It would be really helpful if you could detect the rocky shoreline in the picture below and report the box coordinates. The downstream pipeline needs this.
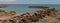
[0,5,8,8]
[0,6,60,23]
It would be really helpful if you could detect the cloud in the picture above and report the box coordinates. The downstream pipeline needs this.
[0,0,16,2]
[0,0,60,4]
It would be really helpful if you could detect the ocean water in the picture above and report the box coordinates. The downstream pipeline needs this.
[0,4,60,14]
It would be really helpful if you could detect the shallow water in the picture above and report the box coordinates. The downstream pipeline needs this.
[0,4,40,14]
[0,4,60,14]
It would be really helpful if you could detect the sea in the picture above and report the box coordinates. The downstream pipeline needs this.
[0,4,60,14]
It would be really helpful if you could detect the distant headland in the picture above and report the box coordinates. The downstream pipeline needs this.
[0,5,8,8]
[29,6,50,8]
[0,6,60,23]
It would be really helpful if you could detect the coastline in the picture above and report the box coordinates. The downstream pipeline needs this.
[0,6,60,23]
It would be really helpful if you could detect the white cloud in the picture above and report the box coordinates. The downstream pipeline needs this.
[0,0,16,2]
[0,0,60,4]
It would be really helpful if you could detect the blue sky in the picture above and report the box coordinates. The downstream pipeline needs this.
[0,0,60,4]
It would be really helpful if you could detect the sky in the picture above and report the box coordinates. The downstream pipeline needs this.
[0,0,60,4]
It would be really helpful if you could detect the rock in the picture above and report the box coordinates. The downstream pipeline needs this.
[12,16,32,23]
[24,12,39,22]
[29,6,49,9]
[0,10,5,12]
[3,19,14,23]
[56,21,60,23]
[9,11,16,15]
[0,6,60,23]
[0,10,16,18]
[0,20,3,23]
